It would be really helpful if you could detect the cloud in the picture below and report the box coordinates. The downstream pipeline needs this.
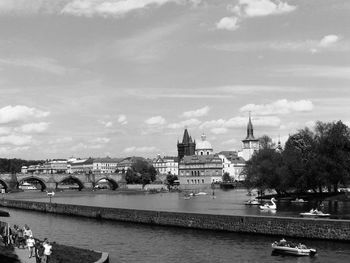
[91,137,110,144]
[0,57,68,75]
[62,0,199,17]
[233,0,297,17]
[0,146,30,156]
[100,120,113,128]
[123,146,158,153]
[210,127,229,134]
[216,16,239,31]
[49,136,73,144]
[181,106,210,118]
[276,65,350,79]
[216,0,296,31]
[15,122,50,133]
[167,118,201,129]
[0,127,11,136]
[0,134,32,146]
[145,115,166,125]
[240,99,314,115]
[319,35,340,47]
[221,138,237,145]
[0,105,49,124]
[117,114,127,125]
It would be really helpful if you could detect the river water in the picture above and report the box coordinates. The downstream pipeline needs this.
[2,189,350,263]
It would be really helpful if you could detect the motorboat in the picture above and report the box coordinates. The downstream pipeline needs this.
[196,192,207,196]
[259,198,277,210]
[245,199,260,205]
[272,239,317,257]
[291,198,308,203]
[0,209,10,217]
[300,209,330,218]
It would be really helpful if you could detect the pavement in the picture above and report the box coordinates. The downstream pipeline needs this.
[14,247,36,263]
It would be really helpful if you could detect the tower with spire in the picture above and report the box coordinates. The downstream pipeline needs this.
[238,112,260,161]
[177,128,196,161]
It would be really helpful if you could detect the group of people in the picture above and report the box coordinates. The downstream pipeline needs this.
[1,224,52,263]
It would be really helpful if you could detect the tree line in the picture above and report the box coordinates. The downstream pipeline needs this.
[0,159,43,174]
[244,120,350,195]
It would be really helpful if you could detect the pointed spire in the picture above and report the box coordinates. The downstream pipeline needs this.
[246,111,255,140]
[182,128,191,143]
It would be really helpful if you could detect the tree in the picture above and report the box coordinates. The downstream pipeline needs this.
[244,136,285,195]
[166,173,178,188]
[222,172,231,183]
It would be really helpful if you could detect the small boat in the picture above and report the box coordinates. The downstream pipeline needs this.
[259,198,277,210]
[291,198,308,203]
[0,209,10,217]
[272,239,317,257]
[245,199,260,205]
[300,209,330,218]
[196,192,207,196]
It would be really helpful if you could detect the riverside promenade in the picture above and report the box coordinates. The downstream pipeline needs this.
[14,247,35,263]
[1,198,350,241]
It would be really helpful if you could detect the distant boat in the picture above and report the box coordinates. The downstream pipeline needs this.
[291,198,308,203]
[19,182,37,190]
[245,199,261,205]
[300,209,330,218]
[272,239,317,257]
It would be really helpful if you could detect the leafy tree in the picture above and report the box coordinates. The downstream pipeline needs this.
[166,173,178,188]
[222,172,231,183]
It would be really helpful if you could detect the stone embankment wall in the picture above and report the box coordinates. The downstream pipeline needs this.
[1,199,349,241]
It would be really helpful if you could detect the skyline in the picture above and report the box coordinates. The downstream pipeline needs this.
[0,0,349,159]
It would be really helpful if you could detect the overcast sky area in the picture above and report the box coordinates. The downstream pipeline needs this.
[0,0,349,159]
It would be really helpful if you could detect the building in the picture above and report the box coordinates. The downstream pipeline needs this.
[238,114,260,161]
[24,159,68,174]
[178,154,223,189]
[153,155,178,175]
[218,151,246,181]
[177,128,196,160]
[195,133,213,156]
[92,157,121,174]
[69,158,94,174]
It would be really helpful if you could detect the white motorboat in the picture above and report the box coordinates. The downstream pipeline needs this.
[245,199,260,205]
[259,198,277,210]
[291,198,308,203]
[272,240,317,257]
[300,209,330,218]
[196,192,207,196]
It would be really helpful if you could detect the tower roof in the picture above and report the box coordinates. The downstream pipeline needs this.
[245,112,255,140]
[196,133,213,150]
[182,128,193,144]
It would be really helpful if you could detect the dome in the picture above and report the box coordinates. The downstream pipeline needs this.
[196,134,213,151]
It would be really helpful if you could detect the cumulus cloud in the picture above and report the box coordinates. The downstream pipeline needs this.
[62,0,199,17]
[145,115,166,125]
[0,134,32,146]
[216,16,239,31]
[0,146,30,155]
[216,0,296,31]
[117,114,127,125]
[210,127,229,134]
[49,136,73,144]
[233,0,297,17]
[240,99,314,115]
[91,137,110,144]
[0,127,11,136]
[123,146,158,153]
[181,106,210,118]
[15,122,50,133]
[221,138,237,145]
[0,105,49,124]
[319,34,340,47]
[167,118,201,129]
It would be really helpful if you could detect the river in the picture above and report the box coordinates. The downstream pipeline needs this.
[2,189,350,263]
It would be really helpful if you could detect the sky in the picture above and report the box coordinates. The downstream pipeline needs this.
[0,0,349,159]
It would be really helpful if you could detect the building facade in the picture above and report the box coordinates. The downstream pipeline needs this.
[153,155,178,175]
[92,157,121,174]
[218,151,246,181]
[195,133,213,156]
[178,154,223,189]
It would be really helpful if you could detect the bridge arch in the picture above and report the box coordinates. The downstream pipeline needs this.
[58,176,84,191]
[18,176,47,191]
[95,178,119,190]
[0,179,8,192]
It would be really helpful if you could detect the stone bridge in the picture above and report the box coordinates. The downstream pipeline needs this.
[0,173,126,192]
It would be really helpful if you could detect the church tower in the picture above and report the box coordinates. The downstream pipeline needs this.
[239,113,259,161]
[177,128,196,160]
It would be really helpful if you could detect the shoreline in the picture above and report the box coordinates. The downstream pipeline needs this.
[1,198,349,242]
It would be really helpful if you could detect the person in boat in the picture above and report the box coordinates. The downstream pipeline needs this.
[278,238,287,246]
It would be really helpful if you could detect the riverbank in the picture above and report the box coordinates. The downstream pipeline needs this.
[1,199,349,241]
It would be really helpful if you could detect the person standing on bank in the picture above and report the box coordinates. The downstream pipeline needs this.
[42,238,52,263]
[23,224,33,246]
[27,235,35,258]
